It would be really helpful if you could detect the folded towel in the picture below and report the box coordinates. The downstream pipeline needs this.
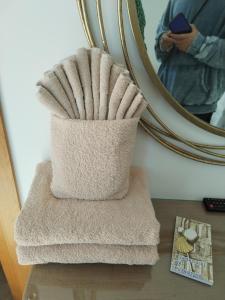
[50,116,139,200]
[116,83,139,120]
[99,53,113,120]
[91,48,102,120]
[17,243,158,265]
[108,73,132,120]
[63,58,86,120]
[53,64,80,118]
[15,161,160,247]
[125,93,147,119]
[133,100,148,118]
[109,64,128,98]
[37,71,75,119]
[76,48,94,120]
[37,86,69,119]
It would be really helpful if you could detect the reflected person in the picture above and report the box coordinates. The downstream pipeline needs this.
[155,0,225,123]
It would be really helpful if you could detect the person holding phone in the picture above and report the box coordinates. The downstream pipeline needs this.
[155,0,225,123]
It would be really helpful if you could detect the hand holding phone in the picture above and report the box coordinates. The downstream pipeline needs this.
[169,24,199,52]
[169,13,192,34]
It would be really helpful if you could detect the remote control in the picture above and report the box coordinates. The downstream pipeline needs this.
[203,198,225,212]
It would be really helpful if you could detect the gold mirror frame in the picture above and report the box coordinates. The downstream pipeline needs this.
[77,0,225,165]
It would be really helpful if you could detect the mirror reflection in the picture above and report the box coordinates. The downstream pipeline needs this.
[136,0,225,129]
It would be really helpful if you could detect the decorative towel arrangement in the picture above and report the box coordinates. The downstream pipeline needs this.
[37,47,147,200]
[15,47,160,266]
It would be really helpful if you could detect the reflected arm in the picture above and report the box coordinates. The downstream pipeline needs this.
[187,33,225,70]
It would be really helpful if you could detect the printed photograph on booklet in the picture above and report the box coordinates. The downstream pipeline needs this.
[170,216,213,286]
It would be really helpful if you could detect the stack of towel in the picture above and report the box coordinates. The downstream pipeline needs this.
[15,162,160,265]
[15,48,160,265]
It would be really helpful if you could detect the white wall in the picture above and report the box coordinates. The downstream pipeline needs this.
[0,0,225,205]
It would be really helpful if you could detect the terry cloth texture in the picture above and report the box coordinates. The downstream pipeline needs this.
[15,161,160,247]
[16,243,159,265]
[50,116,139,200]
[37,48,148,120]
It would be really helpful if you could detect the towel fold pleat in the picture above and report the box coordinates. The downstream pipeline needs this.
[53,64,80,118]
[37,71,75,118]
[76,48,94,120]
[37,86,69,119]
[109,64,128,98]
[125,93,145,119]
[116,83,139,119]
[133,100,148,118]
[99,53,113,120]
[108,73,132,120]
[63,58,86,120]
[91,48,102,120]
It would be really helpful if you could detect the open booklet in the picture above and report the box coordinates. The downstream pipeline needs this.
[170,216,213,286]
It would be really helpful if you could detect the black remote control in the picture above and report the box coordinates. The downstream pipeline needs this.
[203,198,225,212]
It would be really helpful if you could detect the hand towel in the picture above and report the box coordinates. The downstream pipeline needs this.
[125,93,147,119]
[116,83,139,119]
[109,64,128,98]
[37,71,75,119]
[63,58,86,120]
[99,53,113,120]
[76,48,94,120]
[53,64,80,118]
[108,73,132,120]
[133,100,148,118]
[91,48,102,120]
[36,86,69,119]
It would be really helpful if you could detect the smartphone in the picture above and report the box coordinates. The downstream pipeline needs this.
[169,13,192,34]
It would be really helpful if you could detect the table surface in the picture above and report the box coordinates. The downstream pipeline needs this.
[23,199,225,300]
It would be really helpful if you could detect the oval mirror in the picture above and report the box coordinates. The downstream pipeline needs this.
[135,0,225,133]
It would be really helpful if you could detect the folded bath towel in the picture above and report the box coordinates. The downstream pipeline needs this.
[15,162,160,247]
[17,243,159,265]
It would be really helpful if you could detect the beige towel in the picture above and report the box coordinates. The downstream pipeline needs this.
[91,48,102,120]
[37,86,69,119]
[15,161,160,247]
[76,48,94,120]
[50,116,138,200]
[133,100,148,118]
[53,64,80,118]
[16,243,159,265]
[108,73,132,120]
[37,71,75,119]
[109,64,128,98]
[99,53,113,120]
[116,83,139,119]
[125,93,146,119]
[63,58,86,120]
